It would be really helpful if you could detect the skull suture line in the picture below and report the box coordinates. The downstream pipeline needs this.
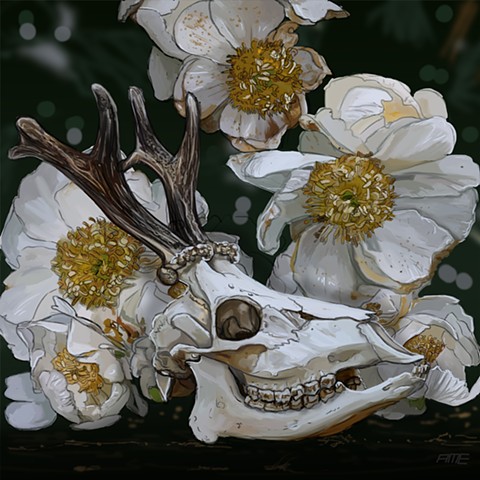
[9,84,426,444]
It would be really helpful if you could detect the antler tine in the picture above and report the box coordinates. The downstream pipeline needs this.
[8,83,189,262]
[126,88,207,245]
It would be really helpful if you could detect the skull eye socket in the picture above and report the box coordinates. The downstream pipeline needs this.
[215,299,261,341]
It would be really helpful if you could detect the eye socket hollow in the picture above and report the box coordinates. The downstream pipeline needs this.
[215,299,261,341]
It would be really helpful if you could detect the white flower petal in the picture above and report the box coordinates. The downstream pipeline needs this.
[404,295,480,367]
[14,164,70,242]
[358,287,412,325]
[220,104,287,146]
[300,109,368,154]
[0,316,30,361]
[135,0,192,59]
[150,180,170,224]
[38,370,81,423]
[5,401,57,430]
[67,317,112,356]
[211,0,284,48]
[54,180,104,231]
[354,210,454,290]
[174,1,234,63]
[118,0,143,22]
[97,382,130,417]
[227,150,331,192]
[293,47,330,91]
[395,189,477,241]
[257,170,310,254]
[283,0,348,24]
[266,242,304,296]
[52,296,78,316]
[195,190,209,226]
[5,373,46,401]
[373,117,456,171]
[393,154,480,195]
[0,248,59,358]
[292,226,362,305]
[173,56,229,119]
[70,415,122,430]
[148,47,182,101]
[337,86,393,125]
[425,366,480,406]
[324,74,417,118]
[0,208,47,269]
[298,130,344,157]
[126,168,157,205]
[126,384,149,417]
[413,88,448,118]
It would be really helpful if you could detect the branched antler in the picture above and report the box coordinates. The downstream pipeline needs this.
[124,87,207,246]
[8,84,207,262]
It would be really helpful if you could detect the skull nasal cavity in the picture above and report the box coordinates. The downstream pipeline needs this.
[215,300,261,341]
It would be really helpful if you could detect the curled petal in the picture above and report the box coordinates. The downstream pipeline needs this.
[227,150,331,192]
[425,367,480,406]
[257,170,311,254]
[292,226,362,305]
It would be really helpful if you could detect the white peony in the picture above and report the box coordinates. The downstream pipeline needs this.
[362,293,480,418]
[228,74,479,305]
[5,304,147,430]
[0,163,208,361]
[120,0,331,151]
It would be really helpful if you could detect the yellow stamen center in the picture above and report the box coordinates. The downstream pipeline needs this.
[226,39,303,117]
[403,334,445,364]
[52,218,145,309]
[303,155,396,245]
[52,348,104,394]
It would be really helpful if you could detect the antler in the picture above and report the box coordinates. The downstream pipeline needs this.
[8,84,207,262]
[125,87,207,246]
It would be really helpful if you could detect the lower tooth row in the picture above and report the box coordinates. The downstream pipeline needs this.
[245,383,345,411]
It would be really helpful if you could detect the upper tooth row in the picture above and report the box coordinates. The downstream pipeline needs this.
[245,374,339,403]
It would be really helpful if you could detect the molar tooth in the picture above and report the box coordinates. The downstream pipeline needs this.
[289,398,303,410]
[258,389,275,403]
[274,388,291,404]
[345,376,362,390]
[265,402,288,412]
[303,395,319,409]
[290,385,304,401]
[320,388,335,403]
[320,374,336,389]
[246,385,259,401]
[304,380,319,396]
[334,382,346,393]
[245,396,265,410]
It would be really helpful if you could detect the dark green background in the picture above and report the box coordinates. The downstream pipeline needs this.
[1,0,479,476]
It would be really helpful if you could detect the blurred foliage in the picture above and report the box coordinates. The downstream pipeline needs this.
[367,0,435,46]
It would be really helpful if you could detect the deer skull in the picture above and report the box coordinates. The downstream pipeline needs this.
[9,84,425,444]
[150,256,425,443]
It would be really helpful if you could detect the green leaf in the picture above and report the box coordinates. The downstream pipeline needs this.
[408,397,426,411]
[148,387,165,403]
